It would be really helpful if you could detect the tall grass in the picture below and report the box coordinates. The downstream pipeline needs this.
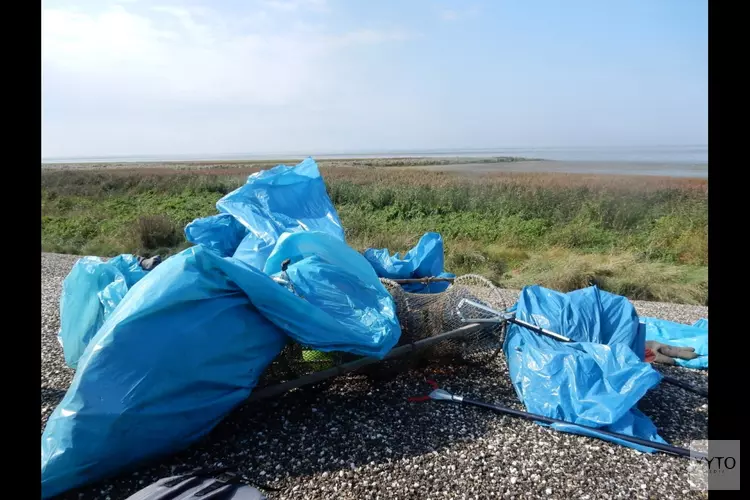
[324,169,707,266]
[41,168,708,304]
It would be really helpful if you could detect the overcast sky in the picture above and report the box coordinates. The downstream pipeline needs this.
[42,0,707,159]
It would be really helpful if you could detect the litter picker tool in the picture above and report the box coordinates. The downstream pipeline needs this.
[409,380,706,460]
[455,298,708,398]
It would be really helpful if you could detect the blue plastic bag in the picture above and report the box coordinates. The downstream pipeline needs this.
[216,157,345,269]
[42,242,401,498]
[503,285,665,451]
[364,232,455,293]
[184,213,248,257]
[693,318,708,330]
[264,231,400,355]
[58,254,149,369]
[42,247,288,499]
[640,317,708,369]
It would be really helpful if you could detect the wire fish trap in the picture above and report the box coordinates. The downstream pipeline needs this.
[252,274,510,400]
[386,274,508,358]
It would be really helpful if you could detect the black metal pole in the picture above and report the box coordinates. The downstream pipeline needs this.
[660,374,708,397]
[461,398,704,459]
[247,323,484,402]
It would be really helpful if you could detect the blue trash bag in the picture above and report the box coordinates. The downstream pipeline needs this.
[503,285,665,451]
[42,243,401,498]
[693,318,708,330]
[263,231,400,355]
[640,317,708,369]
[42,247,288,499]
[215,157,345,269]
[57,254,149,369]
[363,232,455,293]
[184,213,248,257]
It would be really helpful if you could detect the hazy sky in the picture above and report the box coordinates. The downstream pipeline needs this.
[42,0,707,158]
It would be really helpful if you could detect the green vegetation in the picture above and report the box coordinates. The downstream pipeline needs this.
[41,167,707,304]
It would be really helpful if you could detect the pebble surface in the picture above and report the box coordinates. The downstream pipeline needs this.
[41,253,708,500]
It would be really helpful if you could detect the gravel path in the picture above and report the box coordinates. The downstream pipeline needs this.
[41,253,708,500]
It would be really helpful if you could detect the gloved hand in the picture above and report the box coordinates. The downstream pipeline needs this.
[645,340,699,365]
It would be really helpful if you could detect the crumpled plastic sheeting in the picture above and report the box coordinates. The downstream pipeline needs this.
[42,242,401,498]
[215,157,345,269]
[693,318,708,329]
[42,247,288,499]
[503,285,665,451]
[364,232,456,293]
[640,317,708,369]
[264,231,400,355]
[184,213,248,257]
[57,254,149,369]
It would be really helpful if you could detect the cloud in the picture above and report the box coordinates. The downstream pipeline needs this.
[335,29,413,44]
[263,0,328,12]
[42,3,406,108]
[41,1,416,156]
[438,5,480,21]
[439,9,459,21]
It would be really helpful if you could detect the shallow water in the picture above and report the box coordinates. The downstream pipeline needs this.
[41,145,708,165]
[419,160,708,178]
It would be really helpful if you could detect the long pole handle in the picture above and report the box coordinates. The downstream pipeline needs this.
[247,323,484,402]
[461,398,703,459]
[660,374,708,397]
[506,317,572,342]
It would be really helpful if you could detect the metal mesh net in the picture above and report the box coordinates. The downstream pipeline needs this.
[256,274,510,390]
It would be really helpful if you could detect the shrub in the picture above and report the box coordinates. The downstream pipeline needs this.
[132,215,183,250]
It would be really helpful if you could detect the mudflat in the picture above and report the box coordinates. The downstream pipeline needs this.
[411,160,708,178]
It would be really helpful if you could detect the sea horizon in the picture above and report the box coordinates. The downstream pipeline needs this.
[42,145,708,165]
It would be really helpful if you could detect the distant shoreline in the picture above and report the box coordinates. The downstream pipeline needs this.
[41,156,708,179]
[40,145,708,166]
[40,156,535,171]
[416,159,708,179]
[41,154,538,165]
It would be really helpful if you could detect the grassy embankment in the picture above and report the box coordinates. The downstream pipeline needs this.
[41,166,708,304]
